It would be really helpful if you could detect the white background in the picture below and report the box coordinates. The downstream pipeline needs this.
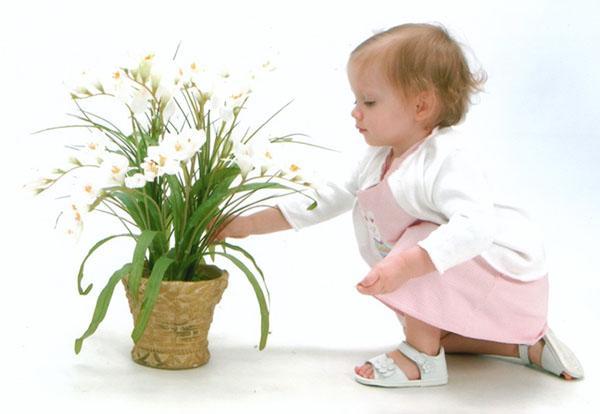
[2,0,599,412]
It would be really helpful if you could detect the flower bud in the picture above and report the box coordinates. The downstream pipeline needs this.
[68,156,83,166]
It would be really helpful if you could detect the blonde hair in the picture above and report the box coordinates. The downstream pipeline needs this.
[349,23,486,128]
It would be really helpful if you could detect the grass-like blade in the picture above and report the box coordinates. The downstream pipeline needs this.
[128,230,157,304]
[77,233,131,295]
[74,263,132,354]
[220,241,270,302]
[131,255,175,343]
[213,251,269,350]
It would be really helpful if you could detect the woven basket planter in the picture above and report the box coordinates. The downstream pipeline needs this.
[122,271,228,370]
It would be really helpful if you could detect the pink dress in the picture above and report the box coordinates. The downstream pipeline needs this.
[356,143,549,345]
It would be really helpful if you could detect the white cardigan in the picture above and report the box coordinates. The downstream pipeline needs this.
[277,127,547,281]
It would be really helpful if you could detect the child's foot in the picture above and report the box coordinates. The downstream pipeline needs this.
[527,338,574,380]
[354,349,422,380]
[354,342,449,387]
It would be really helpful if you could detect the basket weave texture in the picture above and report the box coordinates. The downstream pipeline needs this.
[122,272,228,370]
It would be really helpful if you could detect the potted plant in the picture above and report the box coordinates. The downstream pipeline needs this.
[32,52,321,369]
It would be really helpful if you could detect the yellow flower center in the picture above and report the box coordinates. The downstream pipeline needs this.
[146,161,159,174]
[112,71,121,80]
[289,164,300,172]
[111,166,121,174]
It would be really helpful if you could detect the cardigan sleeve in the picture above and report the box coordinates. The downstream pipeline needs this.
[417,150,497,274]
[276,152,363,230]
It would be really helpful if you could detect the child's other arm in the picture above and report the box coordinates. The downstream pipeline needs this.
[357,246,436,295]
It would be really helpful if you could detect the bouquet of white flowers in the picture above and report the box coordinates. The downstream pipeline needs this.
[33,52,321,365]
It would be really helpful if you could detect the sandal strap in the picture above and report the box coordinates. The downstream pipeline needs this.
[518,344,531,365]
[367,353,406,379]
[398,341,438,375]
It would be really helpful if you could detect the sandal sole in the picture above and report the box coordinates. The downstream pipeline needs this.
[354,373,448,388]
[544,328,584,379]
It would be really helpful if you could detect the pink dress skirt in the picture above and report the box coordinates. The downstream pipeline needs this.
[356,147,548,345]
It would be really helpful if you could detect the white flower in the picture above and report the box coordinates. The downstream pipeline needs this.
[220,106,235,123]
[124,173,146,189]
[146,146,181,176]
[209,94,234,123]
[251,140,281,175]
[70,176,102,206]
[68,68,104,98]
[161,132,189,162]
[215,75,252,109]
[100,153,130,185]
[178,61,204,85]
[137,53,155,83]
[208,71,252,123]
[94,68,128,102]
[155,74,177,103]
[283,161,303,180]
[162,98,177,121]
[141,159,159,182]
[130,86,152,115]
[58,202,88,239]
[232,140,256,178]
[78,140,108,165]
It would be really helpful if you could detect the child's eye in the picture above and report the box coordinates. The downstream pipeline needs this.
[353,100,375,107]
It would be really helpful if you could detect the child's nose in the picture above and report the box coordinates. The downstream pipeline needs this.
[351,106,362,121]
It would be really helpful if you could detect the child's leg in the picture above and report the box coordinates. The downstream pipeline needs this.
[397,311,536,363]
[441,332,518,357]
[355,313,442,380]
[440,332,547,365]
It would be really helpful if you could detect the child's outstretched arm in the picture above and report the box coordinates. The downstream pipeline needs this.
[213,207,292,241]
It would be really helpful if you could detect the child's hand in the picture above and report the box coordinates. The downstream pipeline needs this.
[356,261,407,295]
[356,247,436,295]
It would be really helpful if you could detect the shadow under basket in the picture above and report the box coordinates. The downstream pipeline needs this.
[122,271,228,370]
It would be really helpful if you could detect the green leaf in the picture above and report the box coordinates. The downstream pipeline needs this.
[74,263,132,354]
[191,165,239,199]
[307,200,318,211]
[165,175,184,243]
[220,241,270,302]
[128,230,158,304]
[213,251,269,350]
[112,192,145,228]
[131,255,175,343]
[228,182,288,194]
[77,233,132,295]
[242,99,293,145]
[184,187,229,238]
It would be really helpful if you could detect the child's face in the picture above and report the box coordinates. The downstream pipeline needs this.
[348,62,423,153]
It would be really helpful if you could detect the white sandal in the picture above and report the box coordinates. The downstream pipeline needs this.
[354,341,448,388]
[518,328,584,379]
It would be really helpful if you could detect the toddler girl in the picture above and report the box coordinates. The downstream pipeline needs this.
[215,23,584,388]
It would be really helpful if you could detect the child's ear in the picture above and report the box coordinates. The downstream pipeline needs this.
[414,90,438,123]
